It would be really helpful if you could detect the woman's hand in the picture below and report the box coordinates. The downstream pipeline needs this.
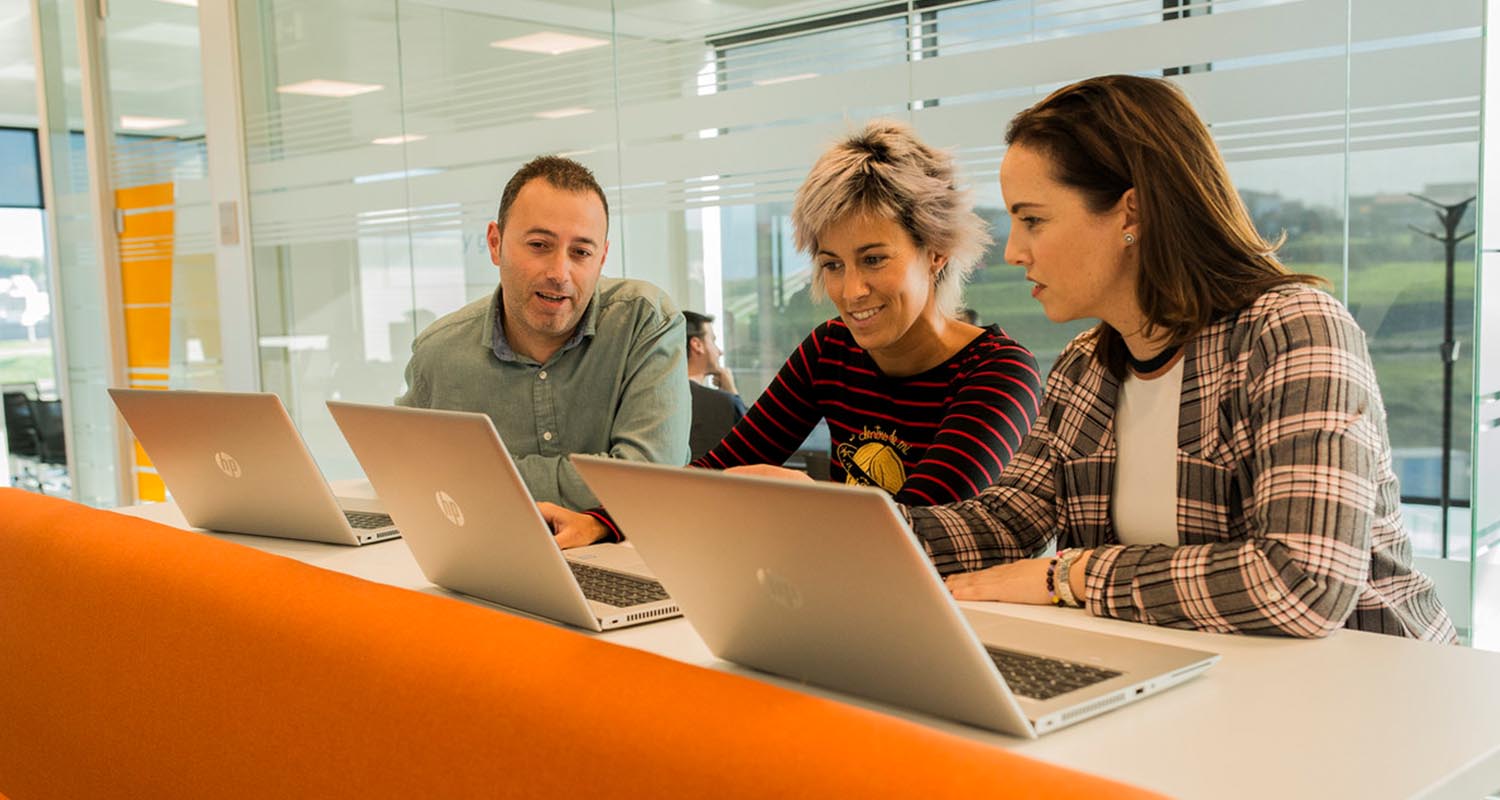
[945,552,1093,606]
[723,464,815,483]
[535,502,608,549]
[945,558,1056,604]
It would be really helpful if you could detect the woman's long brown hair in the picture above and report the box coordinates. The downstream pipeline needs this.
[1005,75,1324,374]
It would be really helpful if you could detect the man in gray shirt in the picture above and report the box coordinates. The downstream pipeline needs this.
[398,156,689,545]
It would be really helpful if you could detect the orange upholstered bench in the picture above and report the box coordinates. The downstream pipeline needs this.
[0,489,1165,799]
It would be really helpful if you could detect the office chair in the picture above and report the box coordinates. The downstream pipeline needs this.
[3,391,39,459]
[800,450,832,482]
[4,390,43,491]
[29,398,66,466]
[25,397,69,496]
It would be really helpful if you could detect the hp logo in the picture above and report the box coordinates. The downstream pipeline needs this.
[213,451,242,479]
[755,567,804,610]
[435,490,465,527]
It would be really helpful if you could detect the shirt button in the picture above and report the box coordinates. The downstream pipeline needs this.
[542,431,553,441]
[539,370,548,380]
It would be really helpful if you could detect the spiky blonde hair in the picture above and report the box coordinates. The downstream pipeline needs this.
[792,120,991,315]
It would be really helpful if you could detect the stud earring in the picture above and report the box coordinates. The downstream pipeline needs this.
[1124,233,1136,245]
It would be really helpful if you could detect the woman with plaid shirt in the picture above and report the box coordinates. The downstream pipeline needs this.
[927,75,1456,641]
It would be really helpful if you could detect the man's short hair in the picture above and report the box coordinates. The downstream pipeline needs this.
[496,155,610,235]
[682,310,713,348]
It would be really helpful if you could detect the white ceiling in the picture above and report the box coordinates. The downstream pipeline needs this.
[0,0,36,127]
[0,0,885,132]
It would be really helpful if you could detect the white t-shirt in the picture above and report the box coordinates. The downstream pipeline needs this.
[1111,358,1185,546]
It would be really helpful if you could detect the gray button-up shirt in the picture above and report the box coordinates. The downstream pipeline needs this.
[398,277,690,509]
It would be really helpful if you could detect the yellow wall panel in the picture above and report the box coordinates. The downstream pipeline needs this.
[122,259,173,305]
[117,181,175,507]
[115,183,173,210]
[121,209,175,240]
[137,472,165,503]
[124,307,171,369]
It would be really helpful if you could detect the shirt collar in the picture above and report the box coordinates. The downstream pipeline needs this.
[488,284,600,364]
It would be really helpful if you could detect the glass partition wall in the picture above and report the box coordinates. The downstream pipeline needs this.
[19,0,1485,637]
[233,0,1482,564]
[30,0,226,505]
[1474,0,1500,652]
[101,0,226,501]
[32,0,123,507]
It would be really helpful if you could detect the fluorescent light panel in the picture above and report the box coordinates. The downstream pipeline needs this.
[371,133,426,145]
[156,0,198,7]
[119,115,186,131]
[490,31,609,56]
[276,79,383,98]
[534,107,593,120]
[752,73,819,87]
[352,167,442,185]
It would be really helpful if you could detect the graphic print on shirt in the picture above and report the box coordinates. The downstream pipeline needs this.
[835,425,911,495]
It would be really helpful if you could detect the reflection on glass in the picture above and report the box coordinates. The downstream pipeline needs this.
[32,0,120,505]
[100,0,225,501]
[224,0,1481,566]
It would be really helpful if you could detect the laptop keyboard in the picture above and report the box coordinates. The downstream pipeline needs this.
[344,511,395,530]
[986,647,1123,701]
[569,562,669,608]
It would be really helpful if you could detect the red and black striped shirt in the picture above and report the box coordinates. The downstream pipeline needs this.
[692,319,1042,506]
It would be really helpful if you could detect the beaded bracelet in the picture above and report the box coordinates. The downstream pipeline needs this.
[1044,558,1063,606]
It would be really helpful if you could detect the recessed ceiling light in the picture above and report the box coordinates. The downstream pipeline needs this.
[752,73,820,87]
[276,79,384,98]
[371,133,426,145]
[352,167,442,185]
[119,115,186,131]
[490,32,609,56]
[156,0,198,6]
[534,107,594,120]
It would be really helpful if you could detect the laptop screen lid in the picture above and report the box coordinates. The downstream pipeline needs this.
[108,389,376,545]
[570,455,1035,736]
[327,401,634,631]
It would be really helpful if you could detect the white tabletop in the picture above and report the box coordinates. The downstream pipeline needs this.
[113,496,1500,800]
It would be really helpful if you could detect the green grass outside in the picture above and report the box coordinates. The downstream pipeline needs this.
[0,338,57,387]
[723,255,1476,458]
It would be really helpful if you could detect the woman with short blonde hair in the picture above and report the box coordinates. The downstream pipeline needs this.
[687,120,1042,507]
[794,120,990,317]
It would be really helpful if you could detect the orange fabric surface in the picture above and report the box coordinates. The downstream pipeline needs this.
[0,490,1168,800]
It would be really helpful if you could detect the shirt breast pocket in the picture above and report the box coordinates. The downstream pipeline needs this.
[1176,455,1246,544]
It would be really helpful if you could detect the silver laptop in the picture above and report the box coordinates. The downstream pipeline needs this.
[326,401,680,632]
[108,389,399,546]
[572,456,1219,738]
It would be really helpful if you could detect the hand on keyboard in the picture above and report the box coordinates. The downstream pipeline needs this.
[536,502,609,549]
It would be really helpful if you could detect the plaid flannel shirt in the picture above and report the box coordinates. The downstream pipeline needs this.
[906,286,1457,642]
